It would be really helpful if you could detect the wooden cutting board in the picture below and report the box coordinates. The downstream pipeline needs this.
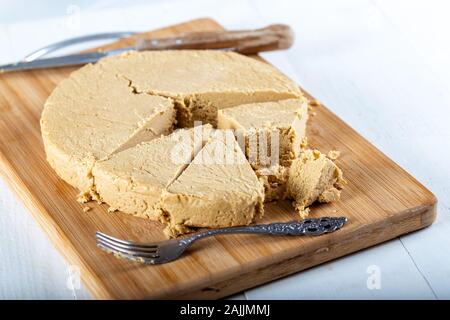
[0,18,437,299]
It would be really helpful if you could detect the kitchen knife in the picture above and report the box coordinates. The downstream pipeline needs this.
[0,24,294,73]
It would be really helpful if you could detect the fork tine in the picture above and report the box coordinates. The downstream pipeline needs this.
[96,238,159,258]
[96,231,158,249]
[96,235,159,253]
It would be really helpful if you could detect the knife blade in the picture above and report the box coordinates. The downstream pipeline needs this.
[0,48,133,73]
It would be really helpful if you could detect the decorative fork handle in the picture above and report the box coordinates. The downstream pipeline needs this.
[179,217,348,246]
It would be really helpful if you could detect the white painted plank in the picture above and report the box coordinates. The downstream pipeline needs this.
[226,293,247,300]
[3,9,133,63]
[245,239,436,299]
[371,0,450,299]
[0,178,77,299]
[122,0,264,32]
[0,26,14,65]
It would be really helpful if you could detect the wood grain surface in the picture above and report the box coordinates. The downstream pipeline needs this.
[0,18,437,299]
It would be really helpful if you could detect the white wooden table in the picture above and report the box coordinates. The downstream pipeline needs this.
[1,0,449,300]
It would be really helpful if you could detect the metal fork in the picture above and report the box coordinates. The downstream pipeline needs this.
[96,217,347,265]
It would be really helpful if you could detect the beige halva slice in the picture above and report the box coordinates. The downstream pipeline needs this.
[41,63,175,199]
[93,125,212,220]
[258,150,344,217]
[287,150,345,217]
[97,50,303,126]
[160,131,264,236]
[256,165,289,202]
[217,98,309,168]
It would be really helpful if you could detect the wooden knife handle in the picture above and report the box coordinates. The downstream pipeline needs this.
[135,24,294,54]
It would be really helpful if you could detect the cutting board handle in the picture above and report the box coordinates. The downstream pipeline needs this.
[135,24,294,54]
